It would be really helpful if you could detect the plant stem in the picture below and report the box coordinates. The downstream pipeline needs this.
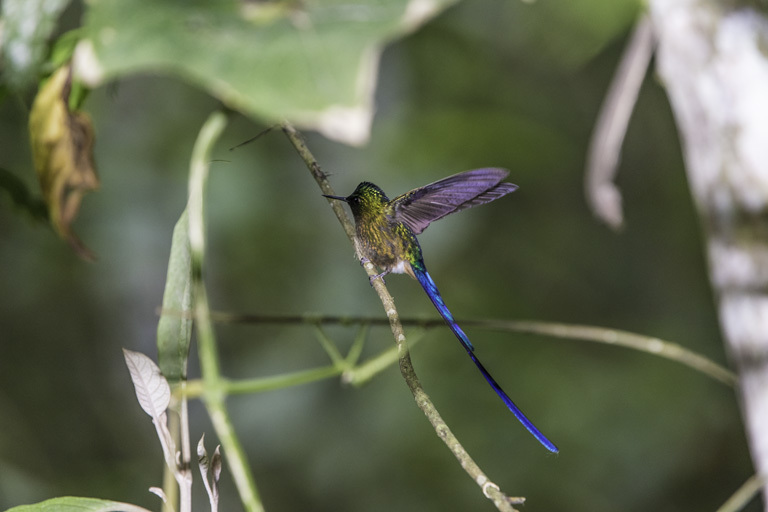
[188,110,264,512]
[196,310,735,387]
[182,365,343,399]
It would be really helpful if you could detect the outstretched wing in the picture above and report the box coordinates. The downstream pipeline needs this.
[391,168,518,234]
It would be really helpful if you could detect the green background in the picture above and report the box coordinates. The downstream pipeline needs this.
[0,0,756,511]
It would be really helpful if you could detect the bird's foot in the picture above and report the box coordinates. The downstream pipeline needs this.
[359,258,388,285]
[369,273,386,286]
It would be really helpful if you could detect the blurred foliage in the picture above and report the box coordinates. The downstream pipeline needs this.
[28,63,98,260]
[74,0,459,144]
[0,0,72,90]
[0,167,48,221]
[0,0,759,512]
[6,496,151,512]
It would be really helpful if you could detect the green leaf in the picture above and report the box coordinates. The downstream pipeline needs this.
[1,0,73,89]
[157,208,193,383]
[72,0,458,145]
[6,496,152,512]
[49,29,83,70]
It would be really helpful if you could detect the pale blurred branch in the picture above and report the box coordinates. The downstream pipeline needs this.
[716,474,768,512]
[585,14,654,230]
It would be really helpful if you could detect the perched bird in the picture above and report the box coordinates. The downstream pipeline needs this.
[324,168,557,453]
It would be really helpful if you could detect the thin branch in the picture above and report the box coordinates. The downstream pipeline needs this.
[282,121,523,512]
[181,365,343,399]
[344,324,368,368]
[178,385,192,479]
[480,320,736,387]
[344,330,426,387]
[715,473,767,512]
[162,309,734,387]
[161,412,180,512]
[313,324,346,367]
[280,124,355,240]
[177,327,426,398]
[176,330,428,399]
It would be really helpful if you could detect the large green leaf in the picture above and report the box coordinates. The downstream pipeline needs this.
[6,496,152,512]
[156,208,192,383]
[73,0,457,145]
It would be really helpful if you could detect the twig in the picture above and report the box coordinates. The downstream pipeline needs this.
[715,473,767,512]
[282,121,523,512]
[159,309,735,387]
[181,365,343,399]
[585,14,655,230]
[480,319,736,387]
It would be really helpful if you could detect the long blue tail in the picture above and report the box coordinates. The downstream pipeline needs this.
[412,265,558,453]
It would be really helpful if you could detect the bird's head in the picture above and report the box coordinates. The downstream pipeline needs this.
[323,182,389,218]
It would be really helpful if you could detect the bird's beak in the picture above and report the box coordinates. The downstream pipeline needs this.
[322,194,347,202]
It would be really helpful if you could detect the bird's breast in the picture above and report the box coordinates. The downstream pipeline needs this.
[355,219,420,274]
[390,260,410,275]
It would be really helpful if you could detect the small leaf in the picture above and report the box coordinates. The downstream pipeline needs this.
[123,349,171,418]
[50,30,85,74]
[197,433,208,468]
[197,434,221,511]
[5,496,153,512]
[157,208,193,383]
[211,445,222,484]
[148,487,167,503]
[28,63,99,260]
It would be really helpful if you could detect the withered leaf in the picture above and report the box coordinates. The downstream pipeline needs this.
[29,63,98,260]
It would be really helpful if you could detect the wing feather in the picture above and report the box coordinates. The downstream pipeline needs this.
[392,168,518,234]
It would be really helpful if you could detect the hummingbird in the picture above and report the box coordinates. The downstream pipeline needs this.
[324,168,557,453]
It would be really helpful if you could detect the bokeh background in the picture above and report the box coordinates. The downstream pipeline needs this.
[0,0,758,511]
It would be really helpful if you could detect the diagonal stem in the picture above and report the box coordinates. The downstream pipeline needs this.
[282,122,523,512]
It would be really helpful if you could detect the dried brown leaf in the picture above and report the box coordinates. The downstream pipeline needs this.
[29,63,99,260]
